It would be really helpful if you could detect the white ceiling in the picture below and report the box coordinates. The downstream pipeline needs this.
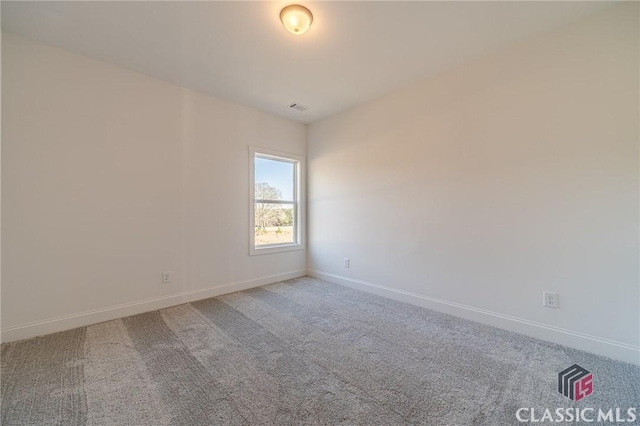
[1,1,613,124]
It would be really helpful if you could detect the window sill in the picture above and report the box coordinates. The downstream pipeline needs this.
[250,243,305,256]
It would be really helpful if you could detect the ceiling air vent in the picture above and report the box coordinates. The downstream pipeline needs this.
[289,103,309,112]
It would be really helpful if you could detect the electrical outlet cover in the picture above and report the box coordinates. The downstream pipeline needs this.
[543,291,559,308]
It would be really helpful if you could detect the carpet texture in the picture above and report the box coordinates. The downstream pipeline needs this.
[2,277,639,425]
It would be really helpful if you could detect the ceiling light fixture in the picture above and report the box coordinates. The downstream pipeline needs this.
[280,5,313,35]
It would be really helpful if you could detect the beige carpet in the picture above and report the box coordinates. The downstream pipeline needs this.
[2,277,639,425]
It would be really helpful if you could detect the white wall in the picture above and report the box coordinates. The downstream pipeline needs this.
[308,4,639,364]
[1,34,306,340]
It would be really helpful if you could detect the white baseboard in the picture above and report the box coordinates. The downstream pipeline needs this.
[1,270,306,344]
[308,269,640,366]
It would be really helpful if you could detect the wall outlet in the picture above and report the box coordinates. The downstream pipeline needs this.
[162,271,171,283]
[543,291,559,308]
[344,258,350,268]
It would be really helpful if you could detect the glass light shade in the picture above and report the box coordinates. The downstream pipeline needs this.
[280,5,313,35]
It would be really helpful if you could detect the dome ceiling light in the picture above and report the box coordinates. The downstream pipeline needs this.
[280,5,313,35]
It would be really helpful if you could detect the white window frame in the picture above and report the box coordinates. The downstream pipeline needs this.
[249,146,305,256]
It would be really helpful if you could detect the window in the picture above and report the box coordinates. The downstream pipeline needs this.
[249,147,304,255]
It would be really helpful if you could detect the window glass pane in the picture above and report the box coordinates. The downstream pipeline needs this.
[255,203,295,246]
[255,157,294,201]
